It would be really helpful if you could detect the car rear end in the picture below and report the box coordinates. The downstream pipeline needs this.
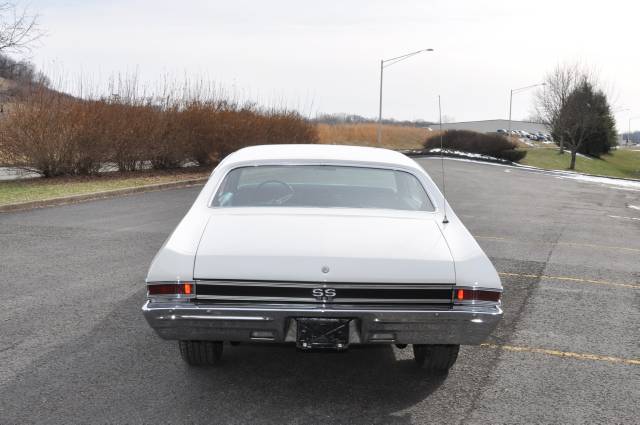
[141,146,503,372]
[143,279,502,348]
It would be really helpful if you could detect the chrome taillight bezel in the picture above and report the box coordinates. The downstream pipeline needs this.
[452,286,502,306]
[146,281,196,302]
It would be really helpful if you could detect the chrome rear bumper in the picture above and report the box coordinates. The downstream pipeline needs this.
[142,301,502,345]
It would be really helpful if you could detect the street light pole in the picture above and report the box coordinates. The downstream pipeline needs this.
[377,59,384,145]
[629,116,640,145]
[507,82,546,139]
[508,89,514,137]
[377,48,434,146]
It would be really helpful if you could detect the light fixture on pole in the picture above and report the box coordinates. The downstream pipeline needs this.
[508,83,546,137]
[377,48,434,146]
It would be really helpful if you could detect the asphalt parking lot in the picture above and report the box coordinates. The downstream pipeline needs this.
[1,158,638,424]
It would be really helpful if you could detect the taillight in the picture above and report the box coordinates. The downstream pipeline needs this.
[454,287,501,304]
[147,282,195,299]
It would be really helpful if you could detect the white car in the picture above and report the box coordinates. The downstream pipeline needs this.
[142,144,503,374]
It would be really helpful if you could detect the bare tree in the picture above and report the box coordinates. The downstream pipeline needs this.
[534,64,590,153]
[0,2,42,53]
[535,64,616,170]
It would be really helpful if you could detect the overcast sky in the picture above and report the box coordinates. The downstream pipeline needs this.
[27,0,640,130]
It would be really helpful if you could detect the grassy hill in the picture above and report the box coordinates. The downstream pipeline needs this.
[520,147,640,179]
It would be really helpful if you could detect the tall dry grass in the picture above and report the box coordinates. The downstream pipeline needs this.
[0,81,318,177]
[317,123,433,150]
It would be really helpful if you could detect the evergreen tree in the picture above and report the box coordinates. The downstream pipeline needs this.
[555,81,617,169]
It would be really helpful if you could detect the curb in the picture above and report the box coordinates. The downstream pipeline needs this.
[0,177,208,213]
[401,150,515,165]
[402,150,640,183]
[514,164,640,183]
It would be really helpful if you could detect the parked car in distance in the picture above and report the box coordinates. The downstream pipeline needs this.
[142,145,503,375]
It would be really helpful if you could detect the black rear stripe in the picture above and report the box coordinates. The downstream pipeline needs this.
[195,283,452,303]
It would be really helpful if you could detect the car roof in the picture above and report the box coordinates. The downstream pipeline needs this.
[221,144,420,170]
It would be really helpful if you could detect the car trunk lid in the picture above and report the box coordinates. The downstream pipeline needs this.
[193,211,455,284]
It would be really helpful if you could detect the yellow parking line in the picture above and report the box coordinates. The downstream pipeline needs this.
[481,343,640,366]
[475,235,640,253]
[475,236,508,240]
[498,272,640,289]
[556,241,640,253]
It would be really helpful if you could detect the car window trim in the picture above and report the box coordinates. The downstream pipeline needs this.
[206,163,438,213]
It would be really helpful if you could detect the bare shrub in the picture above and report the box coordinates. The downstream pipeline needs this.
[173,101,318,166]
[0,88,100,177]
[0,77,319,176]
[423,130,527,162]
[147,107,184,170]
[65,99,109,174]
[264,109,319,146]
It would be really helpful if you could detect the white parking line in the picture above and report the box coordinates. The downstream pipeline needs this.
[608,215,640,221]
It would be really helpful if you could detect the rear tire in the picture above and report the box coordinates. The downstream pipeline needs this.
[179,340,223,366]
[413,344,459,374]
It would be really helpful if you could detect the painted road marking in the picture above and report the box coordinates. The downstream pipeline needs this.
[608,215,640,221]
[498,272,640,289]
[481,343,640,366]
[476,235,640,253]
[556,241,640,253]
[476,236,508,240]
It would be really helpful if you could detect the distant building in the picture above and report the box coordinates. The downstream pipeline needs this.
[434,119,550,134]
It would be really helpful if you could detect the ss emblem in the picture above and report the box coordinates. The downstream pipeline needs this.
[312,288,336,300]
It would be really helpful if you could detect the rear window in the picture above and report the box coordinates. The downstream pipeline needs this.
[211,165,434,211]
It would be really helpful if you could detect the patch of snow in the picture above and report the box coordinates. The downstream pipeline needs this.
[427,148,499,161]
[576,153,593,160]
[0,167,40,181]
[628,205,640,211]
[421,156,640,191]
[551,172,640,190]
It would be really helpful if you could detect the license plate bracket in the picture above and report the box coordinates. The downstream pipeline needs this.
[296,318,350,350]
